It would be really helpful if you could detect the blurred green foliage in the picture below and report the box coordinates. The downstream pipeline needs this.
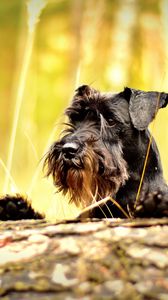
[0,0,168,219]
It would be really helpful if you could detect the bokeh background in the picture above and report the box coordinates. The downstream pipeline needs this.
[0,0,168,220]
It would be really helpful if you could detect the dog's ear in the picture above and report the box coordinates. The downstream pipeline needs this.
[123,87,168,130]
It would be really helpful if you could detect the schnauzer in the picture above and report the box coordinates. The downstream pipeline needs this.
[1,85,168,220]
[44,85,168,218]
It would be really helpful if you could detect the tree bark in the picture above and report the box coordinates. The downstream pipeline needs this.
[0,218,168,300]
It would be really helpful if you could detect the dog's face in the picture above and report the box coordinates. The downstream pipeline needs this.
[44,85,168,208]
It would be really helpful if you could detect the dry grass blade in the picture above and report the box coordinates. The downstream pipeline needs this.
[24,131,39,161]
[0,158,19,193]
[77,196,130,219]
[107,196,130,218]
[3,32,34,194]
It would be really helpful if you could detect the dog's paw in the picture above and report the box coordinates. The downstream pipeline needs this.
[134,191,168,218]
[0,194,44,221]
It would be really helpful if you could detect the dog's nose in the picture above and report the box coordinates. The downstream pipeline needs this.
[62,142,79,159]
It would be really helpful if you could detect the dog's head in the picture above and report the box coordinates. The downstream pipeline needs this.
[44,85,168,207]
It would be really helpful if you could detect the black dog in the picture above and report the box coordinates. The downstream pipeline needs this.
[44,85,168,218]
[1,85,168,220]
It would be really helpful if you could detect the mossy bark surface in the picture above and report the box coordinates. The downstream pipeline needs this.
[0,218,168,300]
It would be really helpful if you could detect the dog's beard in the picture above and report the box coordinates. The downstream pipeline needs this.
[44,143,129,208]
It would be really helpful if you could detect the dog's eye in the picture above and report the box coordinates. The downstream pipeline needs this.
[103,111,115,126]
[103,115,115,126]
[98,161,105,175]
[108,118,115,126]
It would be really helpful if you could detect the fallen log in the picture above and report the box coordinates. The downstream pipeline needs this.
[0,218,168,300]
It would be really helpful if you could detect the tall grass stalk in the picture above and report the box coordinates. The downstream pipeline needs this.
[3,32,34,194]
[24,131,39,161]
[3,0,47,194]
[0,158,19,192]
